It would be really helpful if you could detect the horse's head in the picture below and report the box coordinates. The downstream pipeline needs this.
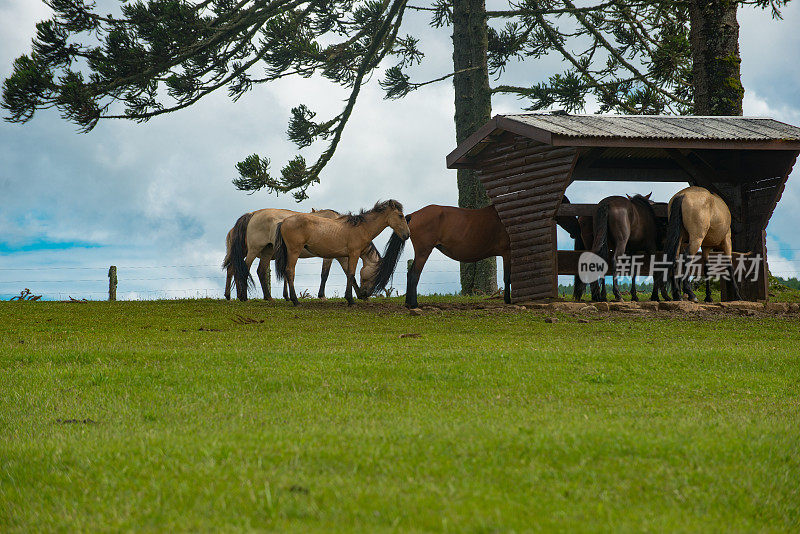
[357,243,382,298]
[382,199,410,240]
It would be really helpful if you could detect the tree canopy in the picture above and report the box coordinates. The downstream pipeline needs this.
[2,0,791,200]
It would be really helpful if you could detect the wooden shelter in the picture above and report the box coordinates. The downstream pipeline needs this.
[447,113,800,302]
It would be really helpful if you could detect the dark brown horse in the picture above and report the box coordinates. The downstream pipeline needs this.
[577,194,669,302]
[403,205,511,308]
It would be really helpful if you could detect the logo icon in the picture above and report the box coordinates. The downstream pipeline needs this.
[578,252,608,284]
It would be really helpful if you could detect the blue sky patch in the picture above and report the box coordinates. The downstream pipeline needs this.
[0,239,104,254]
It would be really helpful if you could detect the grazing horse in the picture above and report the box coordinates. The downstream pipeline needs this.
[582,194,669,302]
[223,208,381,301]
[665,186,742,302]
[274,200,410,306]
[403,205,511,308]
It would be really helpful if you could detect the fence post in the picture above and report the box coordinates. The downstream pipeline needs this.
[108,265,117,301]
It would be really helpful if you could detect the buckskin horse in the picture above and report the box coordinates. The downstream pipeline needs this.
[274,200,410,306]
[223,208,381,301]
[665,186,742,302]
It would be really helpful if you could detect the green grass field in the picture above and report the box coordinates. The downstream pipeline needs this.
[1,298,799,532]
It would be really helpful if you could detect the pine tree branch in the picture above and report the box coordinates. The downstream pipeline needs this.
[561,0,691,107]
[306,0,408,180]
[486,2,617,19]
[530,9,639,114]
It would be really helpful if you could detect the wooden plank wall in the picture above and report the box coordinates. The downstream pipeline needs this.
[476,137,577,302]
[706,151,798,300]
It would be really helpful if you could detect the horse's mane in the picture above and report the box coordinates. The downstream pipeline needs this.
[342,200,404,226]
[630,194,656,219]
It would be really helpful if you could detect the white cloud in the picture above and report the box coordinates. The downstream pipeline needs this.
[1,1,800,299]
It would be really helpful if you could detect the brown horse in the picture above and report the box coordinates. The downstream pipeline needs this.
[404,205,511,308]
[665,186,742,302]
[223,208,381,301]
[274,200,410,306]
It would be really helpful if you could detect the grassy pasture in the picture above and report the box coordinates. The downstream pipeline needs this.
[1,298,799,532]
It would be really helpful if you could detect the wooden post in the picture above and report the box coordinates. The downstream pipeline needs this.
[108,266,117,301]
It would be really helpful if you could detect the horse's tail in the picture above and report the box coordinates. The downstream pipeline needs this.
[224,213,254,300]
[591,202,610,262]
[273,222,287,281]
[665,195,684,264]
[371,224,409,295]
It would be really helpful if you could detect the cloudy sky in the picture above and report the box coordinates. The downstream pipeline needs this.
[1,1,799,300]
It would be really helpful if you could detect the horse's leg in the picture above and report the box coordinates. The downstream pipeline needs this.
[670,234,685,301]
[631,273,638,301]
[224,266,233,300]
[722,233,743,301]
[502,254,511,304]
[572,233,587,301]
[339,257,362,299]
[256,255,273,301]
[659,281,670,301]
[683,237,703,303]
[650,275,661,301]
[284,251,301,306]
[683,278,698,302]
[701,249,713,303]
[611,238,627,302]
[283,279,289,301]
[649,254,665,302]
[318,258,333,299]
[406,247,432,309]
[238,250,259,301]
[344,252,359,306]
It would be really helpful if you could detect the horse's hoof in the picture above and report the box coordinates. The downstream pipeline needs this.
[318,296,327,301]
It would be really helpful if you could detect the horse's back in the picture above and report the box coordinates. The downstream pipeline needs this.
[671,186,731,245]
[408,204,508,259]
[246,209,296,252]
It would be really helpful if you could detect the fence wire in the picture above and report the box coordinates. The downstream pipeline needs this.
[2,254,799,301]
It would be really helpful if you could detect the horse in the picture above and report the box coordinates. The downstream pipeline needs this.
[274,200,410,306]
[223,208,381,301]
[574,194,670,302]
[665,186,742,302]
[403,205,511,308]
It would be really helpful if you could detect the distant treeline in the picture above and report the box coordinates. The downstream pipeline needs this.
[774,276,800,290]
[557,276,800,297]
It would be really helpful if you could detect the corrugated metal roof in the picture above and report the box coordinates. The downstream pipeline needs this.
[502,113,800,141]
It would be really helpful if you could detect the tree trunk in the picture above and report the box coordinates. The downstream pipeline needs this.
[688,0,758,300]
[452,0,497,295]
[688,0,743,115]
